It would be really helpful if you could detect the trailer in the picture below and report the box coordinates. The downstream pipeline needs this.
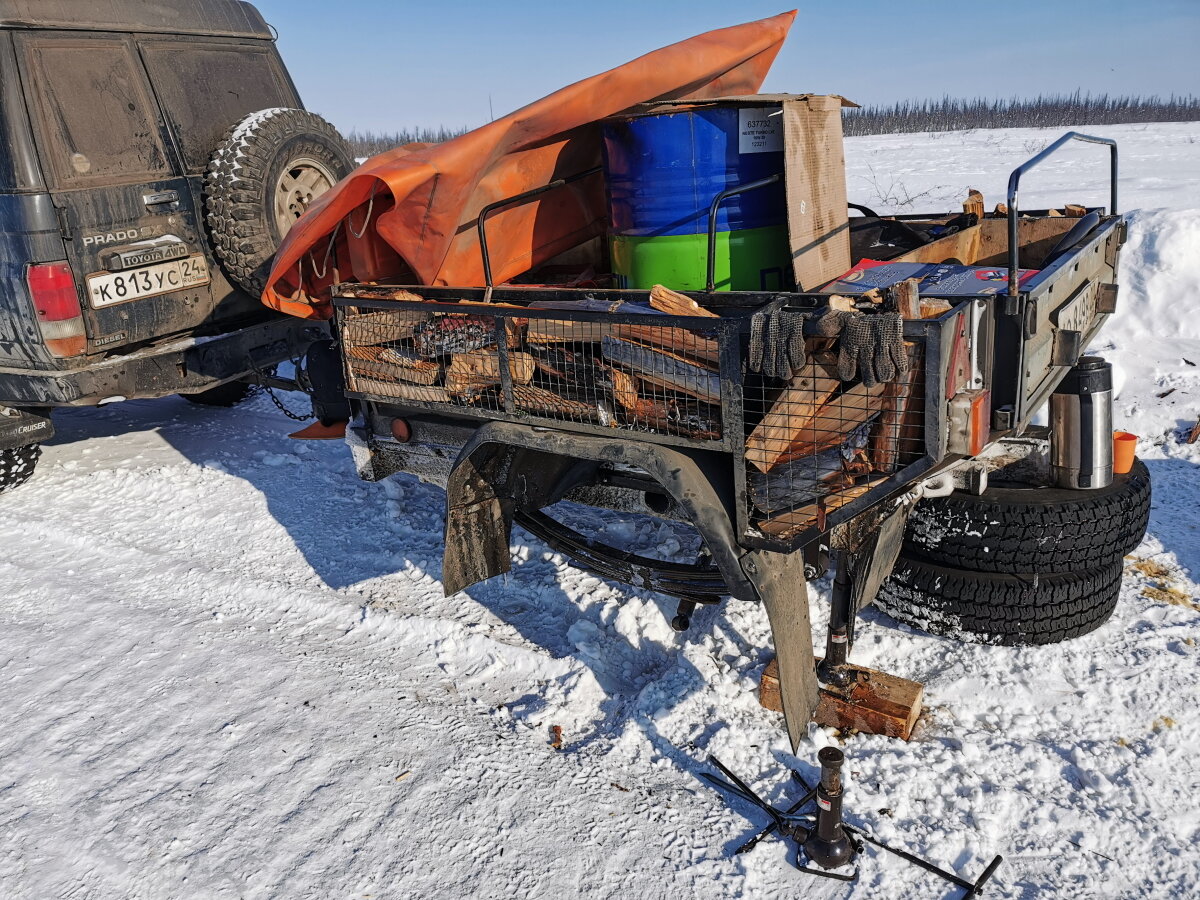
[319,131,1132,749]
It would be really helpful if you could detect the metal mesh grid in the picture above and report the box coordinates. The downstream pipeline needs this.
[339,304,727,443]
[743,344,926,541]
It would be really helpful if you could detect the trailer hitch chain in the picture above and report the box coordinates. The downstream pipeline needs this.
[702,749,1004,897]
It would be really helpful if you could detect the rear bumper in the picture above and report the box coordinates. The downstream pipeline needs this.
[0,317,325,406]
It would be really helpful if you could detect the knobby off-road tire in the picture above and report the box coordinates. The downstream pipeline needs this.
[876,555,1123,646]
[204,108,353,297]
[904,460,1151,574]
[0,444,41,494]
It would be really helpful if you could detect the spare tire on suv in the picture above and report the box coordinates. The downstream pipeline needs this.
[205,108,354,297]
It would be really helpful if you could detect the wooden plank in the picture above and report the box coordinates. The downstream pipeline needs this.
[768,380,890,468]
[649,284,719,318]
[868,343,923,472]
[760,658,923,740]
[601,336,721,403]
[745,357,841,473]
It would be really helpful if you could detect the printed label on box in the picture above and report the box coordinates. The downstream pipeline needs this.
[738,107,783,154]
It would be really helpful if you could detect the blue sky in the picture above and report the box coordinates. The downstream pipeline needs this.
[253,0,1200,134]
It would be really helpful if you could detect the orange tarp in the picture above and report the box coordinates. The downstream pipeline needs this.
[262,11,796,320]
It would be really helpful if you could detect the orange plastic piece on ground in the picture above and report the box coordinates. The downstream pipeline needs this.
[261,12,797,319]
[288,420,348,440]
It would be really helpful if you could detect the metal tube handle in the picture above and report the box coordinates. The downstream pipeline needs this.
[706,174,783,292]
[1006,131,1118,297]
[475,166,603,296]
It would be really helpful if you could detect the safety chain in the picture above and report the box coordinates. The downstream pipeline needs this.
[246,353,314,422]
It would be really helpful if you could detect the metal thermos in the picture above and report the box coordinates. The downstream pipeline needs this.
[1050,356,1113,490]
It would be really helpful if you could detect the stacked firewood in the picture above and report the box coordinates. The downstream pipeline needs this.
[339,285,726,439]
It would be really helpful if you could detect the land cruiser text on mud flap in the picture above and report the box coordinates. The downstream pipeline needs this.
[325,129,1131,749]
[0,0,353,492]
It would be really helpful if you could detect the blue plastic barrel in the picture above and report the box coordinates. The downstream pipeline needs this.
[601,106,790,291]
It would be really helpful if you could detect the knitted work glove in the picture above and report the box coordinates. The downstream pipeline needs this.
[749,310,809,380]
[836,311,908,387]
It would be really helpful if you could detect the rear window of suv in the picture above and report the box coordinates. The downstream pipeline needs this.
[140,41,293,173]
[16,34,170,188]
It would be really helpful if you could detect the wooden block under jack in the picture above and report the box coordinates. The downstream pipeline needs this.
[759,657,923,740]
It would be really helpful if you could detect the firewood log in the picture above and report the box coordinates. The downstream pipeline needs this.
[601,336,720,403]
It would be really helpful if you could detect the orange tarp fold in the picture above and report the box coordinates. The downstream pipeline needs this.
[262,11,796,319]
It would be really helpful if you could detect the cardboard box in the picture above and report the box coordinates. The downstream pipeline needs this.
[821,259,1040,296]
[623,93,857,291]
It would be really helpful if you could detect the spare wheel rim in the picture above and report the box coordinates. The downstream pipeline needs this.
[273,157,336,236]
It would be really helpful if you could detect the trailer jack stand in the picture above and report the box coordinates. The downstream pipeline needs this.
[701,749,1004,898]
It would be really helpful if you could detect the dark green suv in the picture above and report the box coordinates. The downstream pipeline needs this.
[0,0,353,490]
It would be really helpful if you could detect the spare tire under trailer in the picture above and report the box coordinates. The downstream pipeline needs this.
[875,460,1149,646]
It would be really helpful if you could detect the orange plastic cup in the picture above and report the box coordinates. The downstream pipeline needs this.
[1113,431,1137,474]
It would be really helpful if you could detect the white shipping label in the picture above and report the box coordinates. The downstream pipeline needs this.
[738,108,783,154]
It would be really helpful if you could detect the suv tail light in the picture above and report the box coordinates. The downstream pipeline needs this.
[27,262,86,357]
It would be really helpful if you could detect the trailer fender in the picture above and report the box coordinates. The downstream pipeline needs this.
[441,422,820,748]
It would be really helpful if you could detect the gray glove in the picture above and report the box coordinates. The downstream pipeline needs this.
[807,307,860,339]
[749,310,808,380]
[836,311,908,387]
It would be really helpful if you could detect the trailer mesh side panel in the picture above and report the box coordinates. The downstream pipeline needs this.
[339,303,728,446]
[741,345,926,543]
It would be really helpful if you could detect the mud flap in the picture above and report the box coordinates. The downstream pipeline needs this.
[443,449,516,596]
[849,499,911,623]
[743,549,818,753]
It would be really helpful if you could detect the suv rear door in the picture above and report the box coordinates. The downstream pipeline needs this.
[137,37,300,330]
[14,30,216,350]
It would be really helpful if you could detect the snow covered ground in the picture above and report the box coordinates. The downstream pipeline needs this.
[2,122,1199,899]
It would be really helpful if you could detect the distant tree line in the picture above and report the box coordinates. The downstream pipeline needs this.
[344,127,470,157]
[343,93,1200,156]
[842,93,1200,136]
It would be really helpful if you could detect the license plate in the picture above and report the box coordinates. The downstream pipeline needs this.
[87,255,209,308]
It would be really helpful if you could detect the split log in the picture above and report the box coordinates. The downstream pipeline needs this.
[601,336,721,403]
[445,349,535,394]
[1064,204,1087,218]
[919,298,954,318]
[1187,420,1200,444]
[892,278,921,320]
[962,189,984,219]
[649,284,719,318]
[750,447,872,514]
[868,344,924,472]
[745,357,841,472]
[511,384,601,420]
[606,365,720,437]
[347,374,451,404]
[344,344,441,385]
[993,202,1008,217]
[526,318,614,344]
[612,323,720,366]
[341,310,421,346]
